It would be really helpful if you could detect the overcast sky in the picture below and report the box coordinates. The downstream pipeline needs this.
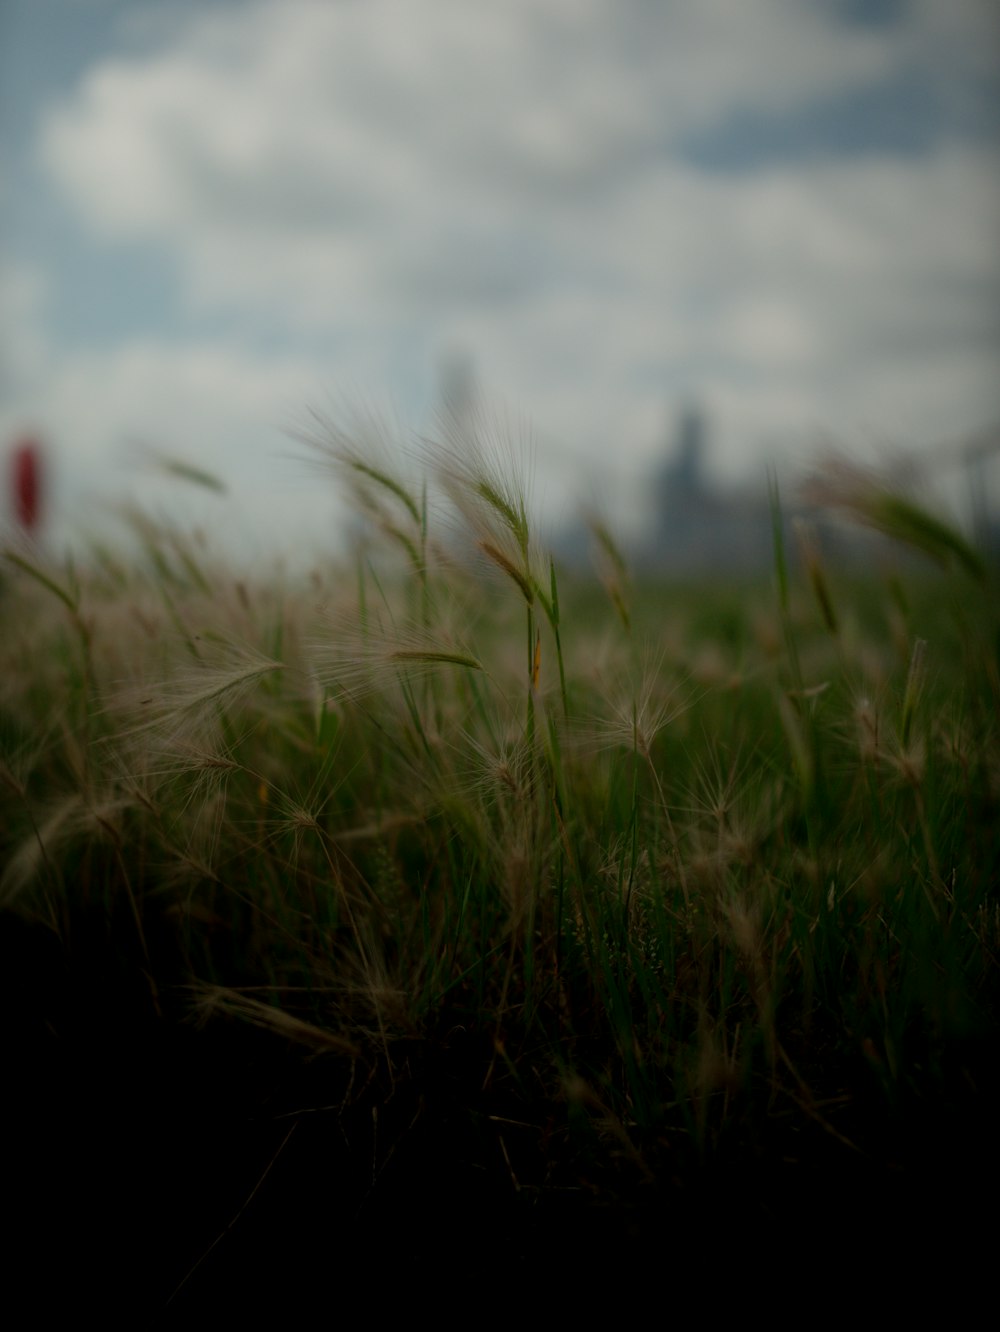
[2,0,998,562]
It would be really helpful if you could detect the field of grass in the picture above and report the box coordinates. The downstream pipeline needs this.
[2,425,998,1313]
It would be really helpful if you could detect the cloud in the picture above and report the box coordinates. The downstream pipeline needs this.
[36,1,924,315]
[0,333,344,559]
[15,0,1000,549]
[0,261,49,392]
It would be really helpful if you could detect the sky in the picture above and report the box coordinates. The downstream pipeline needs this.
[1,0,999,564]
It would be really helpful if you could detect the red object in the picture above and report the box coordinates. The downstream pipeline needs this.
[12,437,43,532]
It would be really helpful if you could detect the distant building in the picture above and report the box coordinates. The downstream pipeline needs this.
[639,406,771,573]
[667,405,708,498]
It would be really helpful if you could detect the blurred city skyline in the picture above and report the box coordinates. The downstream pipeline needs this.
[2,0,998,564]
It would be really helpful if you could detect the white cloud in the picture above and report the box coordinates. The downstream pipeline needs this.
[37,1,912,303]
[0,336,346,561]
[0,262,49,392]
[16,0,1000,551]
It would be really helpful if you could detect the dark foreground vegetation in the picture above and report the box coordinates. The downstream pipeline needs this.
[2,428,998,1315]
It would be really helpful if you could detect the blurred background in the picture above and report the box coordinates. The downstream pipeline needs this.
[1,0,998,569]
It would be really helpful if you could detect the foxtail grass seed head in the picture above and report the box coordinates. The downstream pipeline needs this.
[1,790,135,906]
[581,653,690,761]
[117,642,284,746]
[427,399,540,603]
[802,460,987,581]
[3,545,79,613]
[295,404,422,522]
[586,512,631,632]
[313,612,483,700]
[793,519,839,636]
[144,449,227,495]
[854,694,880,762]
[901,637,927,748]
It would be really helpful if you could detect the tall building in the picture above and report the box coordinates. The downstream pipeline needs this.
[642,405,771,572]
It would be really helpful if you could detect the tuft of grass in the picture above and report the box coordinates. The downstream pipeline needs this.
[2,418,997,1302]
[803,459,987,581]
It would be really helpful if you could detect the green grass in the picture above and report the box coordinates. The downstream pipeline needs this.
[2,430,998,1310]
